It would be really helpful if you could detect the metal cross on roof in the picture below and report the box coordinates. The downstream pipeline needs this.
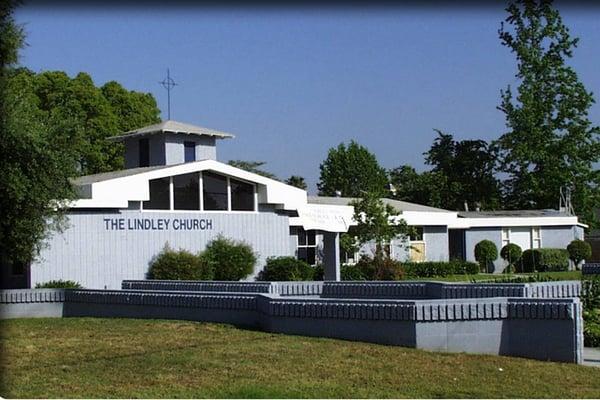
[159,68,178,120]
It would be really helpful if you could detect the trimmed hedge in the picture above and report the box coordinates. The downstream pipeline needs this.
[403,260,479,278]
[520,248,569,272]
[35,280,83,289]
[203,236,257,281]
[148,246,213,280]
[256,257,315,281]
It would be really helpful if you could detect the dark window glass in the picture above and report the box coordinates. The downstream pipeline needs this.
[143,177,170,210]
[298,228,307,246]
[203,172,228,210]
[139,138,149,167]
[173,172,200,210]
[230,178,254,211]
[298,247,316,265]
[12,260,25,276]
[184,141,196,163]
[307,230,316,246]
[410,227,424,241]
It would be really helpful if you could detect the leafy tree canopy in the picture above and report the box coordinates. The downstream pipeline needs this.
[390,130,500,211]
[318,140,388,197]
[350,191,410,258]
[0,3,161,264]
[425,130,500,210]
[7,68,161,176]
[388,165,447,209]
[496,0,600,226]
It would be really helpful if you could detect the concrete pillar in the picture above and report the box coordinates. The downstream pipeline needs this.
[323,232,341,281]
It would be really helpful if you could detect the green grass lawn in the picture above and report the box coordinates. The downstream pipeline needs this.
[1,318,599,398]
[407,270,582,283]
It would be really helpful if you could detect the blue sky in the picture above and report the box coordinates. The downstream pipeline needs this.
[14,3,600,193]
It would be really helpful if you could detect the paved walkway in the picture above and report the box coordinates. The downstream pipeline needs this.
[583,347,600,367]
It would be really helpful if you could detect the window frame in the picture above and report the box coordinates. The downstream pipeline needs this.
[184,141,196,163]
[141,171,257,213]
[139,138,150,167]
[296,227,318,266]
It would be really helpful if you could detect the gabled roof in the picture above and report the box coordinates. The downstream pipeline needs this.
[308,196,452,213]
[107,120,234,141]
[70,159,306,211]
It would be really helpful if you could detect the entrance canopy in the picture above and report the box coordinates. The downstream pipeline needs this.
[290,204,355,233]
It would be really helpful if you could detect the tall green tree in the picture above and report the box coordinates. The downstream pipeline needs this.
[425,130,500,210]
[388,165,447,209]
[496,0,600,225]
[318,141,388,197]
[389,130,499,210]
[0,4,79,265]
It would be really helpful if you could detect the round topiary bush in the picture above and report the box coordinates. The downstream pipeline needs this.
[148,245,213,281]
[148,245,213,280]
[474,240,498,273]
[202,236,257,281]
[500,243,522,273]
[256,256,315,281]
[567,239,592,269]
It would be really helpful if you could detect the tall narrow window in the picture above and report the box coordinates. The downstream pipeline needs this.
[202,172,228,210]
[297,228,317,265]
[142,177,170,210]
[230,178,255,211]
[139,138,150,167]
[501,228,510,247]
[532,227,541,249]
[173,172,200,210]
[184,141,196,163]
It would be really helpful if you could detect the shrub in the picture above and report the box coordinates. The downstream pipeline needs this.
[341,264,370,280]
[567,240,592,268]
[521,248,569,272]
[349,255,404,281]
[203,236,257,281]
[148,245,213,280]
[583,277,600,347]
[403,260,479,278]
[372,257,405,281]
[313,264,324,280]
[256,257,315,281]
[500,243,522,273]
[474,240,498,272]
[35,280,82,289]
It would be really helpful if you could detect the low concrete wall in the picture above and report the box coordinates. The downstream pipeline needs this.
[0,286,584,363]
[122,280,323,296]
[0,289,65,319]
[321,281,581,300]
[583,263,600,275]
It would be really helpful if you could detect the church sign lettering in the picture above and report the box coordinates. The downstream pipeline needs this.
[103,218,213,231]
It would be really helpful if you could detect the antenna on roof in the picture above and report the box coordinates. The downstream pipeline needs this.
[559,186,574,215]
[159,68,178,120]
